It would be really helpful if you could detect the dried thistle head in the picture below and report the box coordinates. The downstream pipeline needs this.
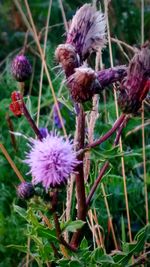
[55,44,80,77]
[67,66,99,102]
[118,45,150,114]
[66,4,107,60]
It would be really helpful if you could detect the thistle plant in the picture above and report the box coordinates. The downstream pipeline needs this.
[3,2,150,266]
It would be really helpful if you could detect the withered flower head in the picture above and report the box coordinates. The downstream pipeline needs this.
[67,66,99,102]
[66,4,107,60]
[55,44,80,77]
[118,46,150,114]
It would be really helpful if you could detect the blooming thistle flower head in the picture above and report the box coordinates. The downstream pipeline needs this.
[66,4,107,60]
[11,54,32,82]
[67,65,100,102]
[24,133,79,190]
[118,45,150,114]
[17,182,35,200]
[55,44,80,77]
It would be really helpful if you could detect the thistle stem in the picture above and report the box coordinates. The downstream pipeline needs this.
[86,161,109,207]
[22,102,43,140]
[51,191,76,252]
[70,104,86,248]
[86,113,126,150]
[86,114,128,206]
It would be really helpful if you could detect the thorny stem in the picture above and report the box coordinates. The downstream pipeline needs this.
[51,191,76,253]
[70,104,87,248]
[86,161,109,206]
[22,102,43,140]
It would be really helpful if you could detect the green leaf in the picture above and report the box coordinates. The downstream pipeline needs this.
[57,259,70,267]
[7,244,27,253]
[61,220,85,233]
[13,205,27,220]
[117,224,150,265]
[27,208,39,226]
[69,260,83,267]
[37,226,57,242]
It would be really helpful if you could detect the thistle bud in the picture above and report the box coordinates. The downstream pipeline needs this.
[67,66,99,102]
[11,54,32,82]
[118,46,150,114]
[17,182,35,200]
[67,65,127,103]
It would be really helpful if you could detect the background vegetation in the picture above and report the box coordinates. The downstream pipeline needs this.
[0,0,150,266]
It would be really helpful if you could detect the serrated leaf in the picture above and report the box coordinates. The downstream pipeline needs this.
[37,227,57,241]
[61,220,85,233]
[13,205,27,220]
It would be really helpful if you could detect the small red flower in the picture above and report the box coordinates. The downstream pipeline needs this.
[9,91,23,117]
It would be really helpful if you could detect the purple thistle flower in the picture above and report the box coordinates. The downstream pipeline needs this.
[11,54,32,82]
[24,133,79,190]
[17,182,34,199]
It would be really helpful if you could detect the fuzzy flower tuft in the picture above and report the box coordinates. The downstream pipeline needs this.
[11,54,32,82]
[25,133,79,190]
[66,4,107,60]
